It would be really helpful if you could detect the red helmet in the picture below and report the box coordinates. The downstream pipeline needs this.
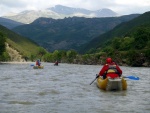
[106,58,112,63]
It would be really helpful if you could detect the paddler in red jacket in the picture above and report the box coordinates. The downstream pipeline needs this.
[98,58,122,79]
[36,59,41,66]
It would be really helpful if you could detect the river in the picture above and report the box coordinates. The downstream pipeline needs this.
[0,63,150,113]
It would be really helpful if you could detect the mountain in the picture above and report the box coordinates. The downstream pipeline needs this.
[0,17,24,29]
[2,5,118,24]
[12,14,139,52]
[49,5,117,17]
[0,24,41,60]
[2,10,65,24]
[83,11,150,53]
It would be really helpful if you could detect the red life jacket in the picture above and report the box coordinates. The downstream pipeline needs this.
[105,64,120,78]
[107,64,118,74]
[36,61,40,66]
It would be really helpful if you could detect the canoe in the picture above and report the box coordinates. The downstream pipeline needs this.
[33,65,44,69]
[97,77,127,91]
[54,64,58,66]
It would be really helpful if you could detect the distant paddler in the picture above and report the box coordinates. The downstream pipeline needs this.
[36,59,41,66]
[54,60,59,66]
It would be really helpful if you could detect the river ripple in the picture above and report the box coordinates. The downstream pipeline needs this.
[0,63,149,113]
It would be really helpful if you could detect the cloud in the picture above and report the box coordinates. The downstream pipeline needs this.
[0,0,150,16]
[114,0,150,6]
[0,0,26,8]
[111,0,150,14]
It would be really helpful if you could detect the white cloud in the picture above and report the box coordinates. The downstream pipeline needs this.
[115,0,150,6]
[0,0,150,16]
[0,0,26,8]
[110,0,150,14]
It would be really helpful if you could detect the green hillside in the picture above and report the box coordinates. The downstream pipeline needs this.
[0,24,44,61]
[12,15,139,52]
[84,11,150,52]
[82,11,150,66]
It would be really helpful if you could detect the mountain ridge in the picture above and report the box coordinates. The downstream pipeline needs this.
[0,17,24,29]
[83,11,150,53]
[49,5,117,16]
[12,14,140,52]
[2,5,118,24]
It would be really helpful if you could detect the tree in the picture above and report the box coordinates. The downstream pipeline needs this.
[0,52,10,61]
[0,32,6,56]
[52,50,61,61]
[119,37,134,51]
[133,27,150,49]
[30,54,36,62]
[37,47,47,60]
[66,50,77,63]
[112,37,121,50]
[43,53,53,62]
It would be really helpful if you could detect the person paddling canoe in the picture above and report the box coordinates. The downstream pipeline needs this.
[54,60,58,66]
[36,59,41,66]
[98,58,122,79]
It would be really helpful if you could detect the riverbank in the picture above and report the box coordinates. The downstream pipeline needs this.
[0,61,34,64]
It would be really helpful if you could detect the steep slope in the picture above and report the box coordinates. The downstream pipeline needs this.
[83,11,150,52]
[0,24,41,59]
[5,43,24,62]
[12,14,139,52]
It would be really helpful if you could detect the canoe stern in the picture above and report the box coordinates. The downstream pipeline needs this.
[97,77,127,91]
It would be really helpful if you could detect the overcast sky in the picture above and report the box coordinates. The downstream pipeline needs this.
[0,0,150,16]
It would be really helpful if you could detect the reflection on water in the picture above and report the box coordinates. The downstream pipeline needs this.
[0,63,150,113]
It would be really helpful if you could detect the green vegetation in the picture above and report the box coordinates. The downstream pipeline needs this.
[0,32,7,61]
[12,15,139,52]
[0,32,6,55]
[0,11,149,67]
[42,50,77,63]
[0,24,47,61]
[85,27,150,66]
[101,28,150,66]
[80,11,150,67]
[83,11,150,52]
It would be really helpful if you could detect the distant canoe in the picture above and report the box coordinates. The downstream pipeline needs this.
[33,65,44,69]
[54,64,58,66]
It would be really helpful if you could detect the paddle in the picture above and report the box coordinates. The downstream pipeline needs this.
[123,76,139,80]
[90,74,99,85]
[30,64,34,66]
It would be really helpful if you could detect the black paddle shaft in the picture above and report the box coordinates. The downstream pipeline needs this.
[90,74,99,85]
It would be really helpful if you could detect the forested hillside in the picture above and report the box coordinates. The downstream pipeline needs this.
[84,11,150,52]
[1,11,149,67]
[0,24,81,63]
[12,14,139,52]
[0,32,6,61]
[82,11,150,66]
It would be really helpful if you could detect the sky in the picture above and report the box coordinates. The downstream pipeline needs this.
[0,0,150,16]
